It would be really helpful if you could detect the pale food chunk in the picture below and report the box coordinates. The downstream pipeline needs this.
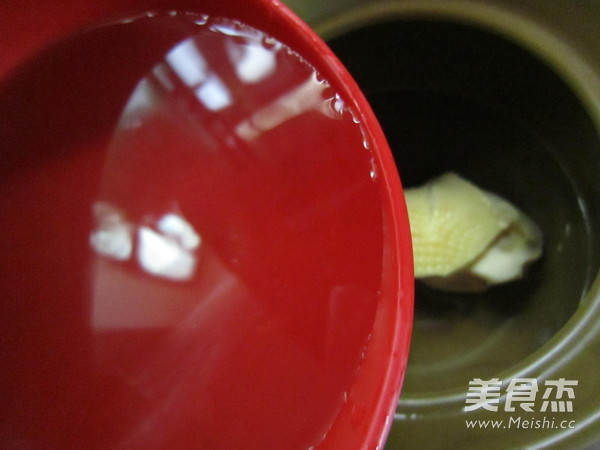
[405,172,543,292]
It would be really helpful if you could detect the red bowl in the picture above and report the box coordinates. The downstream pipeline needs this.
[0,0,413,448]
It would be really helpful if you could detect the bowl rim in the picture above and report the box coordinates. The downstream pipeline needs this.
[0,0,415,448]
[313,1,600,447]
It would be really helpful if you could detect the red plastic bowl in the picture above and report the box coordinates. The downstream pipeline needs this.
[0,0,413,448]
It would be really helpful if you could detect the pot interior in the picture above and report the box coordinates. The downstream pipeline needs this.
[327,18,600,394]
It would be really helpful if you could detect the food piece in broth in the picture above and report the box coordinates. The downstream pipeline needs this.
[405,172,543,292]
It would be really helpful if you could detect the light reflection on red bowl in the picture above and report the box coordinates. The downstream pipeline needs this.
[0,1,413,448]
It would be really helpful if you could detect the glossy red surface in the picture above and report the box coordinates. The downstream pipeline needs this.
[0,1,413,448]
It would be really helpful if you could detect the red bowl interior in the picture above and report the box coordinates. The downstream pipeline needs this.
[0,0,413,448]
